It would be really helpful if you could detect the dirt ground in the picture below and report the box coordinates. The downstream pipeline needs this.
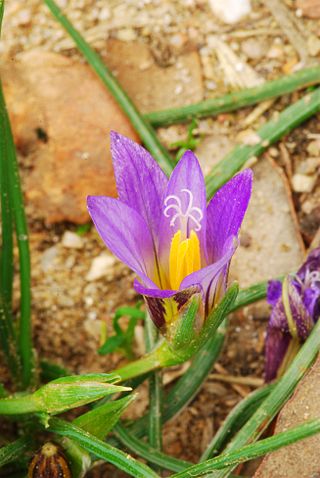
[1,0,320,476]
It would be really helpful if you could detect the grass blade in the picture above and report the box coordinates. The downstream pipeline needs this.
[114,423,190,472]
[0,0,23,383]
[44,0,174,175]
[171,418,320,476]
[200,383,275,461]
[0,438,30,467]
[145,67,320,127]
[74,394,136,440]
[205,87,320,199]
[46,417,160,478]
[0,80,32,388]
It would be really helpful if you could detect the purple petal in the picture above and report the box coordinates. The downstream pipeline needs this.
[134,279,177,299]
[180,237,236,313]
[159,150,207,272]
[303,288,320,321]
[265,325,291,382]
[206,169,253,263]
[297,247,320,281]
[288,280,314,340]
[110,132,168,243]
[87,196,155,288]
[134,279,201,329]
[295,247,320,320]
[267,280,282,307]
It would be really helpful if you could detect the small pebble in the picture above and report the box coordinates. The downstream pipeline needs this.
[61,231,83,249]
[116,28,137,42]
[292,173,317,193]
[86,253,116,281]
[296,157,320,175]
[241,38,266,60]
[41,246,59,273]
[208,0,251,24]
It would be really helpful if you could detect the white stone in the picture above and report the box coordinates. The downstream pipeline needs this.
[61,231,83,249]
[86,254,116,281]
[292,173,317,193]
[41,246,58,272]
[208,0,251,24]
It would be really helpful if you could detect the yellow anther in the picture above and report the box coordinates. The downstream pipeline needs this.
[169,230,201,290]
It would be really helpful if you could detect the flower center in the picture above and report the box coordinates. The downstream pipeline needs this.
[164,189,203,237]
[169,230,201,290]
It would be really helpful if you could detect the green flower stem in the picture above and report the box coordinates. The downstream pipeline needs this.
[114,340,180,382]
[171,418,320,477]
[114,423,190,473]
[127,321,227,439]
[44,0,174,175]
[46,417,160,478]
[200,383,276,461]
[145,315,163,456]
[0,394,37,415]
[0,437,30,468]
[206,87,320,200]
[206,317,320,478]
[145,67,320,127]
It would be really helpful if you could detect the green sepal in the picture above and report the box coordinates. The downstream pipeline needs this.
[74,394,136,440]
[198,283,239,348]
[171,296,200,351]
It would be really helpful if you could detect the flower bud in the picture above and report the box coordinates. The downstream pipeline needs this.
[28,442,71,478]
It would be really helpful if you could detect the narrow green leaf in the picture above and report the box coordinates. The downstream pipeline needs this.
[74,394,136,440]
[171,418,320,476]
[0,0,4,36]
[0,79,32,388]
[40,359,70,381]
[201,383,276,461]
[144,314,162,462]
[46,417,160,478]
[0,438,30,467]
[114,423,190,472]
[231,280,269,312]
[205,87,320,199]
[0,1,21,381]
[98,334,125,355]
[145,67,320,126]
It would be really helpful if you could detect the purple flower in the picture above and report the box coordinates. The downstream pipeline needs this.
[87,132,252,333]
[265,247,320,381]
